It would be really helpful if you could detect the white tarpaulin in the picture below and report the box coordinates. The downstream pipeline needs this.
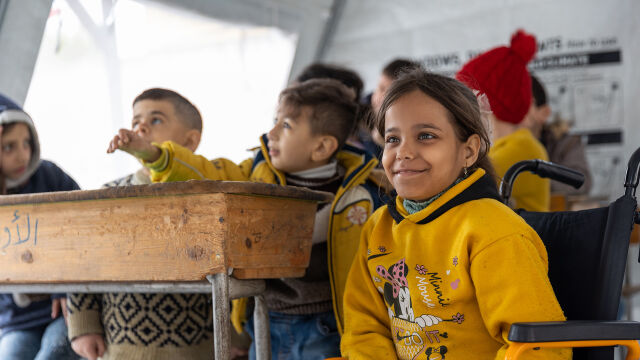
[323,0,640,199]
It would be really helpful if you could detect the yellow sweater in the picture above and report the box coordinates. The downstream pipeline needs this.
[341,169,570,360]
[145,136,384,333]
[490,128,550,212]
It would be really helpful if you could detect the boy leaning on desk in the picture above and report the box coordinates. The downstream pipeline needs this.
[108,79,387,360]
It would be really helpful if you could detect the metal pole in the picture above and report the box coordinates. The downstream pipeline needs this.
[253,295,271,360]
[208,274,231,360]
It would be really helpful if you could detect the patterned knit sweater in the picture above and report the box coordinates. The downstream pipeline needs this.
[66,170,213,360]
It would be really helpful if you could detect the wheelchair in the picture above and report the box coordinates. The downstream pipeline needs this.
[329,149,640,360]
[500,151,640,359]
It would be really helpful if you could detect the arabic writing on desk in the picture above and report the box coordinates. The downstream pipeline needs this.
[1,210,39,250]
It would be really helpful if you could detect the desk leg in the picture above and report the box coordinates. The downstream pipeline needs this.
[254,295,271,360]
[208,274,230,360]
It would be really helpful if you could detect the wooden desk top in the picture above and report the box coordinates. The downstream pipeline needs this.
[0,181,333,283]
[0,180,334,205]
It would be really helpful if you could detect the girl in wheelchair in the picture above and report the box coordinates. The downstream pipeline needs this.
[339,69,571,360]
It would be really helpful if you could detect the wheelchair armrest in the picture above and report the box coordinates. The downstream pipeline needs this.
[508,320,640,342]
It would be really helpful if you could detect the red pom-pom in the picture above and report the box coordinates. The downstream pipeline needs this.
[510,29,537,63]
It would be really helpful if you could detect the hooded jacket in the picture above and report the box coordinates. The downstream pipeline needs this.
[145,135,386,333]
[0,94,80,333]
[341,169,569,360]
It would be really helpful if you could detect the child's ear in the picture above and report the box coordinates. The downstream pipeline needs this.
[311,135,339,163]
[463,134,481,167]
[183,129,201,152]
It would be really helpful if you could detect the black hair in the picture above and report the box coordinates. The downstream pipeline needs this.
[295,63,364,101]
[382,58,421,80]
[280,79,370,153]
[530,74,547,107]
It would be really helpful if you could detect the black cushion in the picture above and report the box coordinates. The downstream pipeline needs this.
[518,208,609,320]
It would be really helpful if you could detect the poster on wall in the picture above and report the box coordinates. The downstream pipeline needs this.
[530,37,624,199]
[326,0,637,200]
[421,34,625,199]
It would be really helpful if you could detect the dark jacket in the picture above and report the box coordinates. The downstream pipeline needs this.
[542,128,592,195]
[0,99,80,334]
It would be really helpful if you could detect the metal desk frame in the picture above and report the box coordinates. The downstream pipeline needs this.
[1,274,271,360]
[0,181,334,359]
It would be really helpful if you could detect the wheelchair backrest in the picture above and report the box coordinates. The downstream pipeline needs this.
[518,193,636,322]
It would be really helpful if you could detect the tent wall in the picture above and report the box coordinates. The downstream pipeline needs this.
[321,0,640,200]
[0,0,336,104]
[0,0,53,105]
[150,0,335,82]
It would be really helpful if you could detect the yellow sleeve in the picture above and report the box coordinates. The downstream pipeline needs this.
[145,141,252,182]
[340,218,398,360]
[470,234,571,360]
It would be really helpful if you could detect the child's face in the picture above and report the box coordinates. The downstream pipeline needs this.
[382,90,474,202]
[1,123,32,180]
[267,103,324,173]
[132,99,191,147]
[523,100,551,133]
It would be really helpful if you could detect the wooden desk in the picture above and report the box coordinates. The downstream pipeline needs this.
[0,181,332,360]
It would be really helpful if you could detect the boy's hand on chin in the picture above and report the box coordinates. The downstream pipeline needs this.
[107,128,161,162]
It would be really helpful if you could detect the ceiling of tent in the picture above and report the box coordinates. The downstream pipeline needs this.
[0,0,341,104]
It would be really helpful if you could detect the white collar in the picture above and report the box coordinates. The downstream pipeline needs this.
[290,160,339,179]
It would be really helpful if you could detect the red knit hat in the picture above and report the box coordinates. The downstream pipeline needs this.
[456,29,537,124]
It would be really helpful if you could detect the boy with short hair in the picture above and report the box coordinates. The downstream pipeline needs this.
[67,88,213,360]
[110,79,385,359]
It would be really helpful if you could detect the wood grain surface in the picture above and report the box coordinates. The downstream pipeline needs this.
[0,181,330,283]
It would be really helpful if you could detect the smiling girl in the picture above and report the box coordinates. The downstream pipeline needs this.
[339,70,569,360]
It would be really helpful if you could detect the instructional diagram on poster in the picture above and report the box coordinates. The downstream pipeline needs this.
[529,36,623,132]
[531,36,624,198]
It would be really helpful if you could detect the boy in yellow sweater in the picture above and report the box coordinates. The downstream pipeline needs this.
[108,79,385,360]
[340,69,569,360]
[456,29,550,212]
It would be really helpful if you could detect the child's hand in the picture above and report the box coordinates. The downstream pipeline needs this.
[51,297,69,324]
[71,334,106,360]
[231,346,249,359]
[107,128,161,162]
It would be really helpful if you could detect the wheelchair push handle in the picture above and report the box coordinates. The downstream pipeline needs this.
[624,146,640,197]
[499,160,585,205]
[535,161,585,189]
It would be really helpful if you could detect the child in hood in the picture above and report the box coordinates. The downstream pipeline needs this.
[0,93,80,360]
